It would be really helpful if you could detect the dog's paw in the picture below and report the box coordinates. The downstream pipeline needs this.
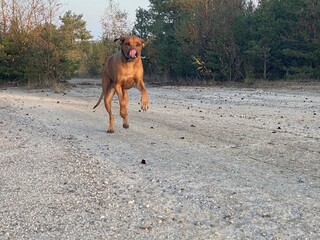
[107,129,114,133]
[123,123,129,129]
[140,101,149,111]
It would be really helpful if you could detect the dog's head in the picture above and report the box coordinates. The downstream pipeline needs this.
[115,36,145,62]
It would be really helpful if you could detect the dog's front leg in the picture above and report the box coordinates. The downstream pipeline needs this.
[122,90,129,129]
[115,84,127,119]
[136,80,148,111]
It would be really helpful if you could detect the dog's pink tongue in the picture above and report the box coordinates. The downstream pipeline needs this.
[129,49,137,58]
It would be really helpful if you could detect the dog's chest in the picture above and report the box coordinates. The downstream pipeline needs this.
[122,76,134,89]
[120,64,137,89]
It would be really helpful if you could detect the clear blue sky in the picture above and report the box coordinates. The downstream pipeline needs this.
[62,0,150,39]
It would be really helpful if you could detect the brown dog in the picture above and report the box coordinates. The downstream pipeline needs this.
[93,36,148,133]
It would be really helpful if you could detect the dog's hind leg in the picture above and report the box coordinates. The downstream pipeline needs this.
[104,87,115,133]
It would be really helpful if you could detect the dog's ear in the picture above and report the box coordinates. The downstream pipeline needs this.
[141,37,152,47]
[140,39,148,48]
[141,39,146,48]
[114,36,126,45]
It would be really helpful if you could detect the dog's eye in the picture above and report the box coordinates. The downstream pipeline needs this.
[136,42,141,47]
[125,42,130,46]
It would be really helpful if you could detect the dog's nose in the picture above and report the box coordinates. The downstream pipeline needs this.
[129,49,137,58]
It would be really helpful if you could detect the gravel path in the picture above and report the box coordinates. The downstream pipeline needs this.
[0,81,319,239]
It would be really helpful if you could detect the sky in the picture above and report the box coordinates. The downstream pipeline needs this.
[62,0,150,40]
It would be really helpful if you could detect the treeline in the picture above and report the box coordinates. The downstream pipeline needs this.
[135,0,320,82]
[0,0,124,85]
[0,0,92,85]
[1,0,320,86]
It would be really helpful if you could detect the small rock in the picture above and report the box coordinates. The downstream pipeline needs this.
[138,225,152,231]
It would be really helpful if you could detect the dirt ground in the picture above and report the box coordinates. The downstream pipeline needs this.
[0,79,319,239]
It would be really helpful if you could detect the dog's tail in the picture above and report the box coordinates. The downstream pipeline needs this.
[93,91,103,109]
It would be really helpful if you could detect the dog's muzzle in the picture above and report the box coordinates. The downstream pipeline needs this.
[123,48,139,61]
[129,49,137,59]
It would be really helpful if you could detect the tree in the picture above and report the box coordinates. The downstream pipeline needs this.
[134,0,248,82]
[59,10,92,45]
[0,0,64,83]
[58,11,93,79]
[249,0,320,80]
[101,0,130,40]
[0,0,93,85]
[0,0,62,34]
[133,7,152,39]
